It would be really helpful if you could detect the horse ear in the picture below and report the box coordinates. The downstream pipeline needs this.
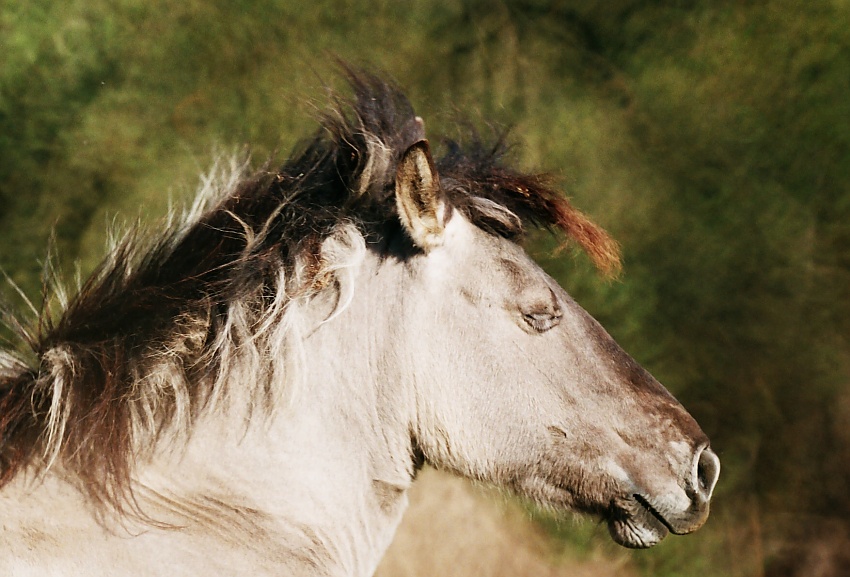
[395,140,447,250]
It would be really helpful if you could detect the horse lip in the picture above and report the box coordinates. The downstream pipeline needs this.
[631,493,709,536]
[632,493,679,534]
[606,493,669,549]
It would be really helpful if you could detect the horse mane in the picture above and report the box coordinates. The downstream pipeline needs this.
[0,68,620,513]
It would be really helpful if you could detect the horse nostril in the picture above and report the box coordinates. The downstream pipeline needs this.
[693,446,720,502]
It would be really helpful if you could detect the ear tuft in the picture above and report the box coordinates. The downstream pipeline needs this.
[395,140,447,250]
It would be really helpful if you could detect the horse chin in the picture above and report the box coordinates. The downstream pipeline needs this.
[606,495,671,549]
[514,469,679,549]
[517,475,667,549]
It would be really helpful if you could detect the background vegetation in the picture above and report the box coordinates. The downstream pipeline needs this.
[2,1,849,575]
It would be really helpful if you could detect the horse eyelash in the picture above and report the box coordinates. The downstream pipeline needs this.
[523,311,561,333]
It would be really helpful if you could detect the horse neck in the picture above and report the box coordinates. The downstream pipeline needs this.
[136,250,417,576]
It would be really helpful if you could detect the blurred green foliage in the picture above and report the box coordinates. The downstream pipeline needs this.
[2,0,850,574]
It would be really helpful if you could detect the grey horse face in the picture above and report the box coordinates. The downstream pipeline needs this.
[394,141,719,548]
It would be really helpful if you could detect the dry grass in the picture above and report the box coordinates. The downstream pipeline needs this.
[376,468,635,577]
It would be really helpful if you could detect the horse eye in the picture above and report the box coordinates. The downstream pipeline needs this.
[523,310,562,333]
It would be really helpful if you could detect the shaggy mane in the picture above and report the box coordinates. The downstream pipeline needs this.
[0,69,620,513]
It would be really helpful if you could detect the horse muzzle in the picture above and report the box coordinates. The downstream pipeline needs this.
[608,445,720,548]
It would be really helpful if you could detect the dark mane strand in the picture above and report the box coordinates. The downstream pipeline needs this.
[0,68,620,514]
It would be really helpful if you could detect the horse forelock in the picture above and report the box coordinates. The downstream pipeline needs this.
[0,67,618,515]
[435,139,622,276]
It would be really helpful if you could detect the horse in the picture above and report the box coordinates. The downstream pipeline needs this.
[0,70,719,576]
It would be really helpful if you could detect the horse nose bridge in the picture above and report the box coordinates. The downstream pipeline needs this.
[577,313,707,442]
